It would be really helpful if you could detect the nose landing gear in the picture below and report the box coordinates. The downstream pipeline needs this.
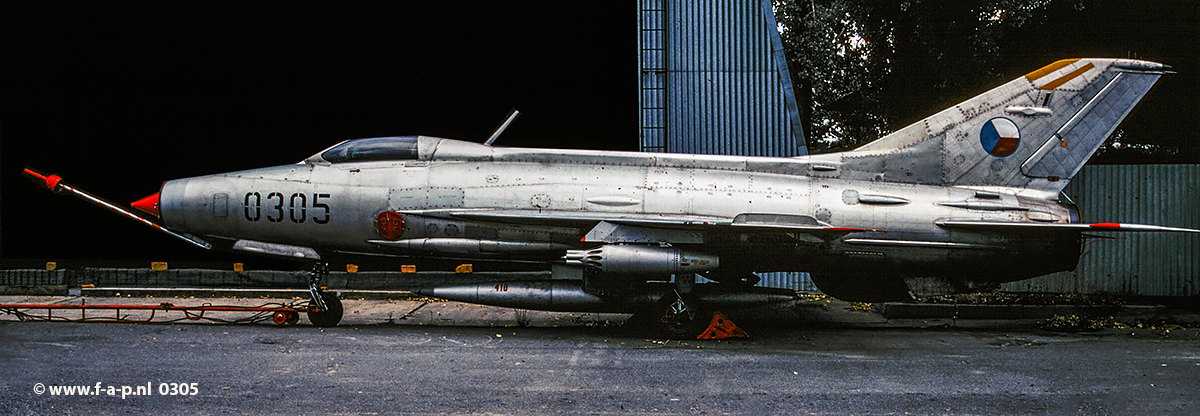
[304,263,343,327]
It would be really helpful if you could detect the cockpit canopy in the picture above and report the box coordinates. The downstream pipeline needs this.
[307,136,420,164]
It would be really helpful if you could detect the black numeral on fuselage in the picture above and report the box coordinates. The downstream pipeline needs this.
[289,193,306,223]
[243,192,330,224]
[244,192,262,221]
[266,192,284,222]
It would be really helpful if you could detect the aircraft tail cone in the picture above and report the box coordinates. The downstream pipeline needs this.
[696,311,748,340]
[131,192,161,217]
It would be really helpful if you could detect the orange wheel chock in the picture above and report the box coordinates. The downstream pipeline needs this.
[696,311,748,340]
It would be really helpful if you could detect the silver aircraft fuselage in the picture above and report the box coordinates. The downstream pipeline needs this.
[160,136,1080,292]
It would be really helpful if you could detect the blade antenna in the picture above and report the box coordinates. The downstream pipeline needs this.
[484,108,521,146]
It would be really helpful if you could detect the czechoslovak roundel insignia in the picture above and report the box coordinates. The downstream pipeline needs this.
[979,117,1020,157]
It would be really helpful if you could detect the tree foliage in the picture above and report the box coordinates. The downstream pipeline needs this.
[775,0,1199,163]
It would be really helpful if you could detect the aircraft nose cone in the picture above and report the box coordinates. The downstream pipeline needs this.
[131,192,161,217]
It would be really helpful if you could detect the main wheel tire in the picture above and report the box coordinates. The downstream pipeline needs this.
[624,295,710,339]
[307,293,343,327]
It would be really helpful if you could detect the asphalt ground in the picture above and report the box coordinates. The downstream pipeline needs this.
[2,293,1199,415]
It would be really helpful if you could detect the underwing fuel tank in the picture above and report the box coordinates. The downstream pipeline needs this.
[414,281,797,313]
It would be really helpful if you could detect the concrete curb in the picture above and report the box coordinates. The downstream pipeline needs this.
[877,303,1165,320]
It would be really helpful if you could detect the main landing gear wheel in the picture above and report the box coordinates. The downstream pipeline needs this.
[307,292,343,327]
[627,292,710,339]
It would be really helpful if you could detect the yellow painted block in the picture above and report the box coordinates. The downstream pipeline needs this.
[233,263,244,272]
[46,262,57,271]
[401,265,417,273]
[455,264,474,274]
[346,264,359,273]
[151,262,168,271]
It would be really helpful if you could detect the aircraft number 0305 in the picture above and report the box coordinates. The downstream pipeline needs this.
[243,192,330,224]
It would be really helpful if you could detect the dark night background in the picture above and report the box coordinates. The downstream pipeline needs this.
[2,2,637,266]
[1,2,1196,266]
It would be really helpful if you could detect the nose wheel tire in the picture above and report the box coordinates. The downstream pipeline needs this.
[307,292,343,327]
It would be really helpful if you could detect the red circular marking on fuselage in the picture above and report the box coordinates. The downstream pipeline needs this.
[375,211,404,239]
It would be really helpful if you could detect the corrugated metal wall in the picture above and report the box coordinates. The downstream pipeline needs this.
[638,0,804,157]
[638,0,814,290]
[1003,164,1200,296]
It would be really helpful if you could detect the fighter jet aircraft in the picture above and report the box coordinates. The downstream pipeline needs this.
[24,58,1196,336]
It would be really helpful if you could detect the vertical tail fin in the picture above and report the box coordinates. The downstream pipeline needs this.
[837,59,1166,195]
